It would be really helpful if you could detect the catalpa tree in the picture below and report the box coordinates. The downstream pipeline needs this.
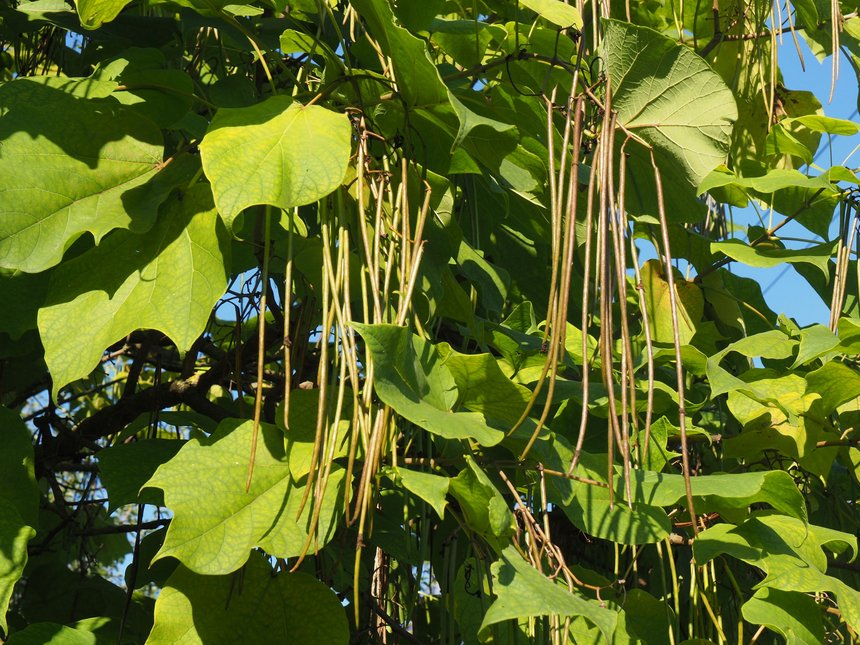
[0,0,859,643]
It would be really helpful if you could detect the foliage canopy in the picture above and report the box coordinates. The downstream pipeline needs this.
[1,0,859,642]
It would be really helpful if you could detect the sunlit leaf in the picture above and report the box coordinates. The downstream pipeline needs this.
[742,588,824,645]
[519,0,582,29]
[200,98,351,228]
[603,19,737,221]
[384,467,449,519]
[0,78,180,273]
[640,259,704,345]
[144,418,346,575]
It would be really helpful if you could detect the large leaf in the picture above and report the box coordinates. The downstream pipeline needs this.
[741,588,823,644]
[147,552,348,644]
[383,467,450,519]
[448,456,514,550]
[478,545,617,642]
[695,515,859,631]
[0,407,39,633]
[38,185,230,397]
[640,259,704,345]
[602,19,736,221]
[562,483,673,545]
[144,418,345,575]
[437,342,531,424]
[0,77,178,273]
[806,360,860,414]
[519,0,583,28]
[199,97,352,227]
[710,239,837,277]
[6,623,96,645]
[352,324,504,445]
[349,0,513,148]
[705,330,797,399]
[98,439,184,511]
[629,470,807,523]
[74,0,132,28]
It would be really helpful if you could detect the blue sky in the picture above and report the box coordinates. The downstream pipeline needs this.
[730,37,860,326]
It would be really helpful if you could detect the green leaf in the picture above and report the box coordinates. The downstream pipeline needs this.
[696,514,859,632]
[0,269,50,340]
[790,323,840,367]
[143,418,346,575]
[741,588,824,645]
[0,407,39,633]
[147,552,348,644]
[0,499,36,635]
[352,324,504,446]
[383,467,449,519]
[0,78,176,273]
[806,361,860,414]
[38,185,230,397]
[6,623,97,645]
[199,97,352,227]
[563,483,672,545]
[277,388,350,481]
[478,545,617,642]
[98,439,183,511]
[711,239,837,277]
[603,19,736,221]
[437,342,531,424]
[788,115,860,135]
[350,0,513,149]
[706,330,797,398]
[94,49,194,128]
[519,0,583,29]
[74,0,132,28]
[448,456,514,548]
[630,470,806,524]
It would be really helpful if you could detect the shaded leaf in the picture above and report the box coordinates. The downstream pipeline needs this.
[448,456,514,549]
[6,623,96,645]
[630,470,806,523]
[741,588,824,645]
[806,360,860,414]
[0,78,175,273]
[353,324,504,445]
[792,323,840,367]
[478,545,617,641]
[98,439,183,511]
[38,185,230,397]
[147,552,348,644]
[437,343,531,424]
[0,407,39,633]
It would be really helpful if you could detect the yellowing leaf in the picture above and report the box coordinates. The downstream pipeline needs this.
[640,259,704,345]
